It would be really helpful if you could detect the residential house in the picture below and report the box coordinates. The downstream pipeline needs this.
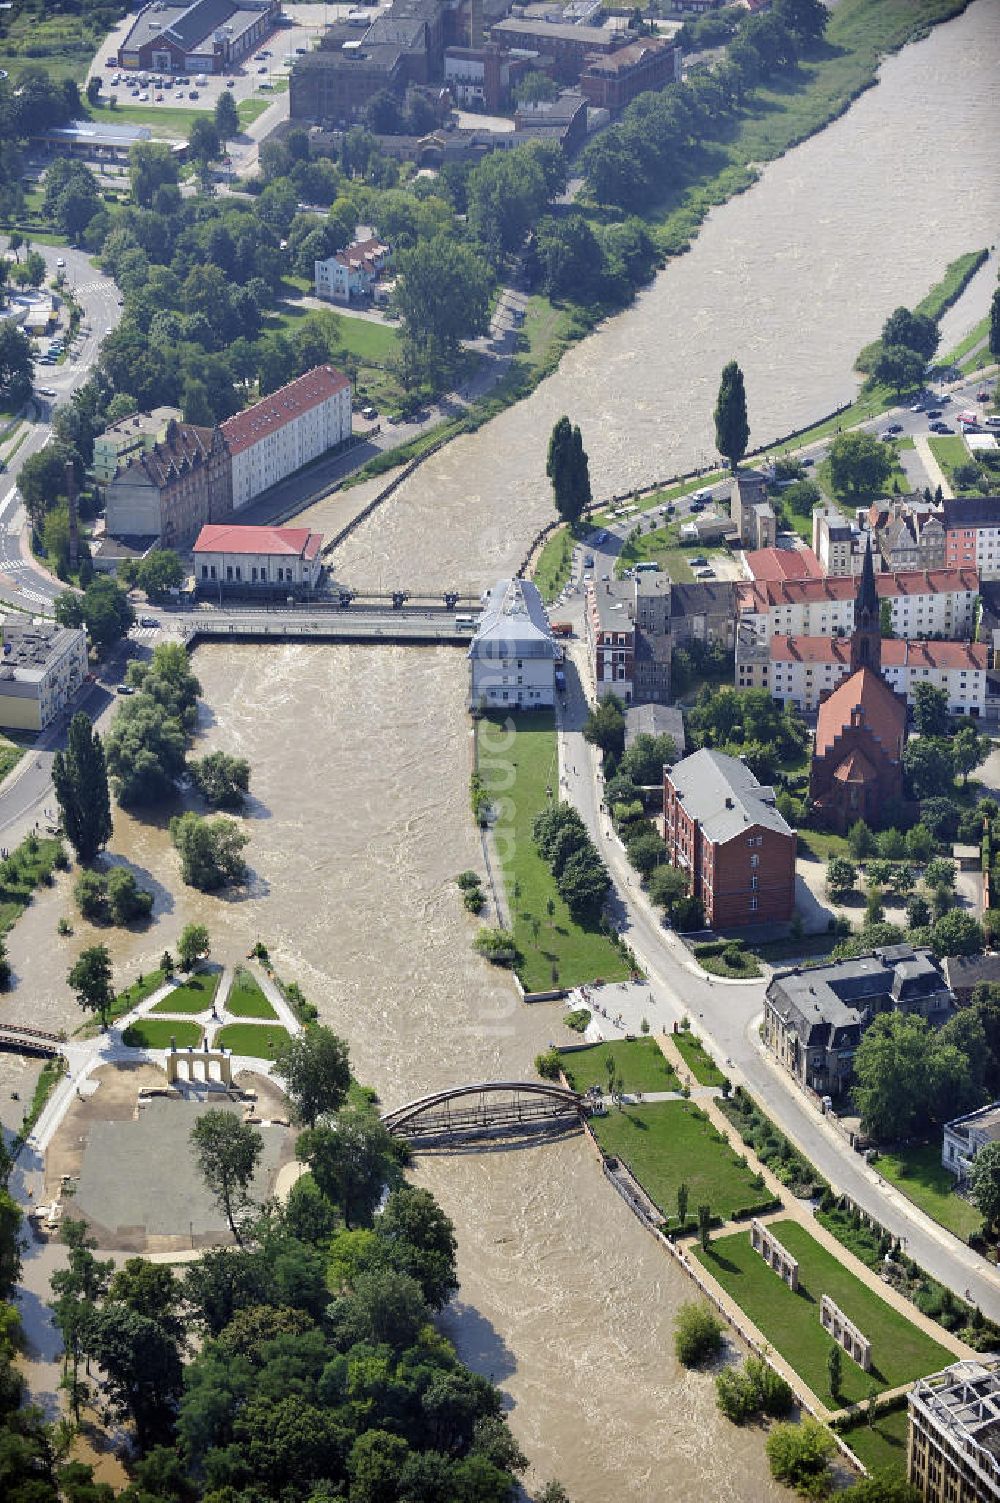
[512,91,588,154]
[737,633,989,718]
[221,364,352,510]
[193,523,325,597]
[730,471,776,550]
[743,545,823,584]
[942,1102,1000,1183]
[314,236,391,304]
[468,578,556,709]
[0,616,88,731]
[943,495,1000,576]
[679,513,735,546]
[869,499,945,573]
[585,573,671,704]
[736,567,979,644]
[489,18,617,83]
[104,419,232,548]
[942,953,1000,1005]
[625,703,685,758]
[764,944,954,1097]
[663,747,796,928]
[92,407,182,486]
[812,506,865,576]
[669,580,737,651]
[908,1359,1000,1503]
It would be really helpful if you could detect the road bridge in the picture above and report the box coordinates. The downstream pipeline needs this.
[0,1023,63,1058]
[182,609,477,647]
[382,1081,587,1145]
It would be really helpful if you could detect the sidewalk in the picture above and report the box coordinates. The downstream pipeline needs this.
[913,433,953,499]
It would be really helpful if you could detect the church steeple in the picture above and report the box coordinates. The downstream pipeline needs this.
[851,537,881,673]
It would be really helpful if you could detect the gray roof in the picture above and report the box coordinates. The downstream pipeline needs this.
[670,581,735,619]
[469,578,556,661]
[625,704,685,753]
[767,945,951,1047]
[667,747,792,845]
[942,953,1000,991]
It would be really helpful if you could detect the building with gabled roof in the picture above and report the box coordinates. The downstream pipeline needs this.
[221,364,352,509]
[663,747,796,928]
[469,578,557,709]
[808,541,908,832]
[192,523,325,596]
[104,418,232,548]
[743,545,823,584]
[118,0,280,75]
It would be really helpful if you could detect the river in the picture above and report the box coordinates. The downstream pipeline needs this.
[9,6,1000,1499]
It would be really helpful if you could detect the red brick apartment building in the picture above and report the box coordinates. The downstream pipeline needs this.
[663,748,796,929]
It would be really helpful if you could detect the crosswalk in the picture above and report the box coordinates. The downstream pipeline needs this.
[129,626,161,642]
[74,279,111,297]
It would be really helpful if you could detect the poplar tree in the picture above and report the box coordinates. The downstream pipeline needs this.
[52,711,112,862]
[547,416,592,526]
[714,359,750,470]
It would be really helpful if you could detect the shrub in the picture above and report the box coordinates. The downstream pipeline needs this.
[564,1008,590,1032]
[456,870,481,891]
[674,1301,724,1368]
[765,1419,835,1497]
[474,927,516,965]
[535,1047,561,1080]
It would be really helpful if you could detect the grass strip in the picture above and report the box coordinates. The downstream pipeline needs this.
[672,1031,727,1087]
[225,967,276,1019]
[214,1021,290,1058]
[559,1038,679,1095]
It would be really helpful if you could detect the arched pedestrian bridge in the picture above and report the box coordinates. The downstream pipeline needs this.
[382,1081,587,1146]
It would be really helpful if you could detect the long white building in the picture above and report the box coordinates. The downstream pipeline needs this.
[469,579,557,710]
[737,567,979,644]
[221,365,352,510]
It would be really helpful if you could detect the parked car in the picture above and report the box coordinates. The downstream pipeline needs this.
[885,422,903,434]
[116,684,135,696]
[258,64,268,72]
[930,422,954,434]
[927,409,942,419]
[226,78,235,86]
[139,616,160,628]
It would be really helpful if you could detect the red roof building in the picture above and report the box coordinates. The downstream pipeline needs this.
[193,523,325,596]
[221,365,352,509]
[743,546,824,583]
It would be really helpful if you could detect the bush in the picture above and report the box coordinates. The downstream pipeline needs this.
[674,1301,724,1368]
[765,1419,835,1497]
[170,812,248,891]
[474,927,515,965]
[535,1047,561,1080]
[564,1007,590,1032]
[716,1356,793,1426]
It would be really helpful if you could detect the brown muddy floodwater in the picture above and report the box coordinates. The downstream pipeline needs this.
[10,644,784,1501]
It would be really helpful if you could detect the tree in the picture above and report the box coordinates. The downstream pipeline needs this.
[839,1472,923,1503]
[828,431,893,501]
[930,910,983,960]
[912,681,950,737]
[170,812,248,890]
[298,1107,405,1229]
[674,1301,723,1366]
[72,576,134,652]
[129,141,180,209]
[546,417,591,526]
[906,892,931,928]
[618,732,677,786]
[879,598,894,638]
[82,1302,183,1453]
[826,857,857,899]
[52,713,112,862]
[952,723,990,784]
[515,70,558,106]
[188,115,221,166]
[903,738,954,801]
[393,235,491,387]
[970,1140,1000,1235]
[178,922,210,969]
[873,343,926,396]
[272,1026,351,1128]
[881,305,938,363]
[106,867,153,925]
[0,319,33,405]
[847,820,874,860]
[697,1204,712,1250]
[626,830,663,878]
[647,862,689,914]
[677,1181,689,1227]
[190,1109,263,1244]
[68,944,115,1029]
[582,693,626,763]
[19,444,71,531]
[377,1185,459,1310]
[189,750,251,810]
[991,281,1000,362]
[714,360,749,470]
[214,89,239,147]
[853,1010,981,1141]
[826,1343,842,1400]
[127,548,184,602]
[106,699,187,806]
[765,1419,835,1496]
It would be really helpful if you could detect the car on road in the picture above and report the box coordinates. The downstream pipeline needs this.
[927,409,942,419]
[930,422,954,434]
[189,90,199,99]
[116,684,134,696]
[258,64,268,72]
[226,78,236,86]
[880,432,896,442]
[801,456,815,467]
[884,422,903,434]
[583,555,595,568]
[361,404,377,419]
[139,616,160,628]
[155,93,164,101]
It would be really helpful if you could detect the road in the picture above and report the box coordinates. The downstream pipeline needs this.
[0,241,121,615]
[550,630,1000,1320]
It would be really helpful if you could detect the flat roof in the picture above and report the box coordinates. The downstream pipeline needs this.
[38,119,152,146]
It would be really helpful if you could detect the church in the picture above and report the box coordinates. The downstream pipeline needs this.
[808,540,909,832]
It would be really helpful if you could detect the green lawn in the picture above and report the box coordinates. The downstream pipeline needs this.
[927,434,973,485]
[797,828,852,863]
[593,472,728,528]
[0,737,25,784]
[215,1022,290,1058]
[533,525,574,605]
[477,713,627,993]
[150,970,221,1015]
[590,1100,778,1228]
[123,1018,201,1049]
[226,967,276,1020]
[559,1038,679,1095]
[695,1220,954,1407]
[874,1144,982,1242]
[672,1032,726,1087]
[0,836,64,942]
[837,1403,910,1476]
[942,315,990,369]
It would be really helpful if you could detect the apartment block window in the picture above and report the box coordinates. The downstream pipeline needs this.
[750,897,759,912]
[751,875,758,891]
[750,854,759,868]
[747,835,763,848]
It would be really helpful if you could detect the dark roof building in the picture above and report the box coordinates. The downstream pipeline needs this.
[765,945,954,1097]
[104,419,232,548]
[119,0,280,74]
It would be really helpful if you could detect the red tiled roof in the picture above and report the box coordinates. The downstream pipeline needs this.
[744,546,823,583]
[770,635,987,672]
[193,524,324,559]
[741,566,978,612]
[815,668,906,761]
[221,365,350,456]
[336,237,389,270]
[832,748,877,784]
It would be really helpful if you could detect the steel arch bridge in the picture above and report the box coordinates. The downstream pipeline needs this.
[382,1081,586,1144]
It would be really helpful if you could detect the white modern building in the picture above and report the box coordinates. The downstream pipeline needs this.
[942,1101,1000,1183]
[908,1358,1000,1502]
[220,365,352,510]
[736,633,989,717]
[192,523,325,595]
[812,505,865,576]
[314,238,391,305]
[469,578,557,709]
[0,616,87,731]
[737,567,980,644]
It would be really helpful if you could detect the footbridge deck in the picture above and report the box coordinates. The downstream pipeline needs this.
[0,1023,63,1058]
[181,601,479,647]
[382,1081,587,1145]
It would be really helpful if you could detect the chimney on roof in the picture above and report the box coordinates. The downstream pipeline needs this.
[725,797,734,809]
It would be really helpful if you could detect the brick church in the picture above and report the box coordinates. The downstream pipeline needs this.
[809,540,908,832]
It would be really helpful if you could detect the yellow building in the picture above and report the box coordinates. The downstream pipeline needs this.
[92,407,181,486]
[908,1358,1000,1503]
[0,618,88,731]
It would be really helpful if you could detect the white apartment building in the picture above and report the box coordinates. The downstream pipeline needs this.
[192,524,325,595]
[942,1102,1000,1183]
[469,578,557,709]
[221,365,352,510]
[0,617,88,731]
[314,238,391,305]
[737,568,979,644]
[812,505,865,576]
[736,633,988,717]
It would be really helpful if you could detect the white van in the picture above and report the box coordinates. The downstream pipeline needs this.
[985,415,1000,429]
[195,73,208,86]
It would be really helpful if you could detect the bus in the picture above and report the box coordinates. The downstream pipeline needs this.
[454,615,477,630]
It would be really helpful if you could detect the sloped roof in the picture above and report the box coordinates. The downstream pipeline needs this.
[942,495,1000,529]
[770,636,988,672]
[193,524,323,559]
[221,366,350,456]
[832,748,877,785]
[814,667,906,761]
[113,421,215,488]
[470,578,556,661]
[744,546,823,583]
[666,747,793,846]
[740,566,978,613]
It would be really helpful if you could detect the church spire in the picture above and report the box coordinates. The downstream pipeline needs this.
[851,536,881,674]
